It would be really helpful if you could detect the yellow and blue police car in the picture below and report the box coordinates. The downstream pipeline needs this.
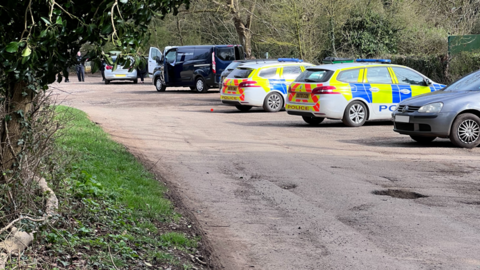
[220,59,313,112]
[285,59,446,126]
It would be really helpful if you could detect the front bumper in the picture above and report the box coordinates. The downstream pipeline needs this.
[392,111,456,138]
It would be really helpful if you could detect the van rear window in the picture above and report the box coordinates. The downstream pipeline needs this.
[295,69,334,82]
[228,68,253,79]
[216,47,235,61]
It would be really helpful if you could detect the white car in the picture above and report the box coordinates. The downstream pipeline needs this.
[104,56,138,84]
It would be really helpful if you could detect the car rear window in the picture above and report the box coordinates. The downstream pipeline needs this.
[228,68,253,79]
[295,69,333,82]
[226,62,241,71]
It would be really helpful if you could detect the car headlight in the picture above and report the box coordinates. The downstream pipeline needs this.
[418,102,443,113]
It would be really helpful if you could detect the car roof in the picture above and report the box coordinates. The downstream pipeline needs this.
[240,62,313,69]
[306,63,406,71]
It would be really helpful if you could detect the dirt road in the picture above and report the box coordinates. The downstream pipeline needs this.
[53,77,480,270]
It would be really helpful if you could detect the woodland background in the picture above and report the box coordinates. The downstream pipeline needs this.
[141,0,480,84]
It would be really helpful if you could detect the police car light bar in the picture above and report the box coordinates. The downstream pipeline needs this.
[356,59,391,63]
[278,58,303,62]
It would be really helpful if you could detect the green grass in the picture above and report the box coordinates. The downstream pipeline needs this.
[6,106,202,269]
[56,105,172,218]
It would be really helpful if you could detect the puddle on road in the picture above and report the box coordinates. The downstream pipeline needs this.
[372,189,428,199]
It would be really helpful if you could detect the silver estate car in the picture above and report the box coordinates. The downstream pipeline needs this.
[104,56,138,84]
[392,70,480,148]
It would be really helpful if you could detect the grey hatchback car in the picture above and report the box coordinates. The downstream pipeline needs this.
[393,70,480,148]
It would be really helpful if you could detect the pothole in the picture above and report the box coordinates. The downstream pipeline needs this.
[372,189,428,199]
[282,184,297,190]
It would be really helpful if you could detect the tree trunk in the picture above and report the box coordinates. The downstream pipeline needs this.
[233,17,252,58]
[1,81,32,182]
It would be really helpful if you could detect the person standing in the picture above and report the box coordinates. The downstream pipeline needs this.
[76,51,85,82]
[100,58,106,81]
[137,58,148,83]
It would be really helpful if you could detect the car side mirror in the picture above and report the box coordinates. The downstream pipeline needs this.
[425,78,433,86]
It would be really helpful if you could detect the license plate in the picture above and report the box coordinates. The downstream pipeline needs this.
[115,74,126,77]
[395,115,410,123]
[296,93,309,99]
[227,86,237,91]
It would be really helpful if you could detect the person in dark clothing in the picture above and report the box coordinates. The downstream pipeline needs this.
[76,51,85,82]
[100,59,106,81]
[137,58,148,83]
[63,67,70,82]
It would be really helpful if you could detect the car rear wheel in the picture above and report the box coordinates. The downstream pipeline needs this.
[450,113,480,148]
[235,105,252,112]
[155,77,166,92]
[133,79,138,84]
[410,135,436,144]
[105,80,110,85]
[302,116,325,125]
[343,101,367,127]
[194,77,209,93]
[263,92,284,112]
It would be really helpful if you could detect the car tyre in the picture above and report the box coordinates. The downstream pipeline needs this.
[410,135,436,144]
[302,116,325,125]
[133,79,138,84]
[235,105,253,112]
[195,77,209,93]
[263,92,284,112]
[449,113,480,148]
[342,101,368,127]
[155,77,166,92]
[105,80,110,85]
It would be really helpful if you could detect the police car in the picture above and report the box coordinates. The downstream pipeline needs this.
[220,59,313,112]
[285,59,445,126]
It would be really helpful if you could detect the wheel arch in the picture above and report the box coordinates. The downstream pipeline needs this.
[449,109,480,135]
[344,98,371,120]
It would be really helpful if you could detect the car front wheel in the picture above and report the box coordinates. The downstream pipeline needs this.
[263,92,284,112]
[450,113,480,148]
[155,77,166,92]
[302,116,324,125]
[342,101,367,127]
[410,135,436,144]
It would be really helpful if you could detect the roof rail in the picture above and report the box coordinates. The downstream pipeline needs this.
[356,59,391,63]
[278,58,303,62]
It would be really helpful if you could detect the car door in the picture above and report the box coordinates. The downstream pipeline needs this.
[364,66,395,118]
[164,49,177,85]
[177,48,195,84]
[390,67,431,101]
[148,47,162,77]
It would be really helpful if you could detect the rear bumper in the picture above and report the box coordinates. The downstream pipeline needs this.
[286,95,347,119]
[105,73,137,80]
[392,111,455,138]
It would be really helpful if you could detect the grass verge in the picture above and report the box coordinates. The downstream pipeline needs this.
[7,106,207,269]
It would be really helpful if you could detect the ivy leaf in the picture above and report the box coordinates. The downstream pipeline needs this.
[40,17,51,25]
[22,47,32,57]
[56,16,63,25]
[120,0,128,3]
[6,42,19,53]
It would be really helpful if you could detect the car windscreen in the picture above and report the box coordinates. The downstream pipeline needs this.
[228,68,254,79]
[295,69,334,83]
[443,70,480,91]
[225,62,241,71]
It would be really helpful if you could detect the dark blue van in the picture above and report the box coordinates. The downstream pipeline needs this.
[151,45,245,93]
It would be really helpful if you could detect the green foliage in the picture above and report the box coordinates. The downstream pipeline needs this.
[0,0,190,94]
[6,106,202,269]
[340,10,399,57]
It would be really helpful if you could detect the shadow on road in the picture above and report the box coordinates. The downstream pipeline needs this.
[340,137,457,148]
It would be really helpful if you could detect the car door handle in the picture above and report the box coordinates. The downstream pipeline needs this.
[400,89,411,94]
[369,87,380,92]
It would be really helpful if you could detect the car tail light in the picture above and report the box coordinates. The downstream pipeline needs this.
[106,65,113,70]
[212,52,216,74]
[312,86,339,94]
[239,81,259,88]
